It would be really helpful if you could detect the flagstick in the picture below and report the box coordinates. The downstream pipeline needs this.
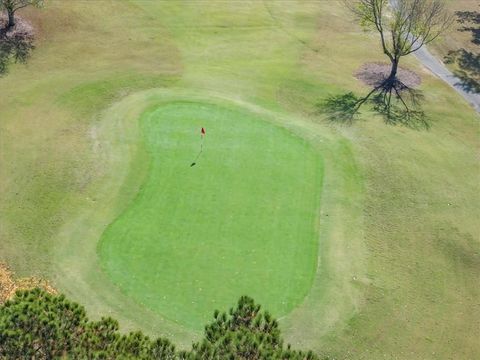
[190,132,205,167]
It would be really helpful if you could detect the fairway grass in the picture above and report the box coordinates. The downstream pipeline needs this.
[99,101,323,328]
[1,1,479,358]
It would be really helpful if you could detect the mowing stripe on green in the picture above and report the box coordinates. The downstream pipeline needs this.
[98,101,323,329]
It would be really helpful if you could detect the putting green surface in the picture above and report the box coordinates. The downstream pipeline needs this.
[98,101,323,328]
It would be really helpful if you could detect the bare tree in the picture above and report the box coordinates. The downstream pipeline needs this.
[350,0,452,85]
[0,0,42,28]
[321,0,453,127]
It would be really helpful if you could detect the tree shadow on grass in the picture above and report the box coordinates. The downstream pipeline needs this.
[455,8,480,45]
[317,82,430,130]
[443,8,480,94]
[445,49,480,93]
[0,27,34,76]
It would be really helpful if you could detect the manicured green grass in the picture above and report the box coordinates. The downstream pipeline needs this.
[98,101,322,329]
[0,1,478,358]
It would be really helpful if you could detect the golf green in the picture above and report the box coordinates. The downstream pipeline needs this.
[98,101,323,329]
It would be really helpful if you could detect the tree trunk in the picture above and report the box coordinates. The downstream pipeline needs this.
[387,58,399,83]
[7,9,15,28]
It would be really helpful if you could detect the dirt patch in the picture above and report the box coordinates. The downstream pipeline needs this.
[0,263,56,304]
[355,62,422,89]
[0,14,34,38]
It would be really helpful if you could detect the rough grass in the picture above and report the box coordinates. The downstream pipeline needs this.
[428,0,479,95]
[429,0,478,61]
[0,0,478,358]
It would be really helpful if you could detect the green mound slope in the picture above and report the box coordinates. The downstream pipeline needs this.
[99,101,323,329]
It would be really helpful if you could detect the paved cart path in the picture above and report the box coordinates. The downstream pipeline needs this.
[414,45,480,113]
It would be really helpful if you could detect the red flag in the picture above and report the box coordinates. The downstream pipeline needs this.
[201,127,206,136]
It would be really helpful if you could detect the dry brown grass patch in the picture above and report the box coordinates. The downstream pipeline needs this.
[0,263,56,304]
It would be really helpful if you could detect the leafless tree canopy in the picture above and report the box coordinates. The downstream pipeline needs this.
[349,0,453,62]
